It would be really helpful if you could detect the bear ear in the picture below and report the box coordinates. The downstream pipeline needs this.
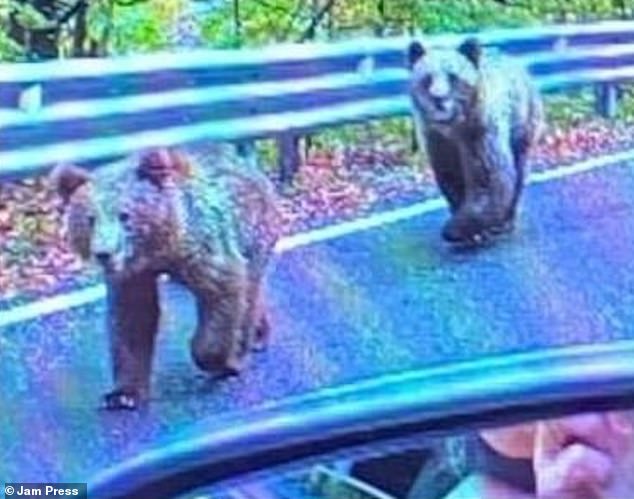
[407,40,426,69]
[49,163,91,203]
[457,37,482,68]
[136,147,193,189]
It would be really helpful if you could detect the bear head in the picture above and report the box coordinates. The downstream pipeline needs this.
[50,148,193,277]
[407,37,483,126]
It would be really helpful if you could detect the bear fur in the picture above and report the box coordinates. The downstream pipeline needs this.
[407,37,544,245]
[50,144,282,410]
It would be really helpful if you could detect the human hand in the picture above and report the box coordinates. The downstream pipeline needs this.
[533,411,634,499]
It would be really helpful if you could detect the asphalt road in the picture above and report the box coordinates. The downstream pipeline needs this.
[2,160,634,484]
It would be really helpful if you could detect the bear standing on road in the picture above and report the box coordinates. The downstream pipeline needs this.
[51,144,282,410]
[407,37,544,245]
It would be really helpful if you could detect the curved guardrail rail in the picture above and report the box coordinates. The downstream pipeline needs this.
[88,339,634,499]
[2,20,634,181]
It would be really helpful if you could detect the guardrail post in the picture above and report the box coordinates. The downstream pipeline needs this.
[277,133,301,184]
[595,83,619,119]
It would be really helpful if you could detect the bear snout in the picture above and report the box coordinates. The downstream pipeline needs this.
[92,248,127,274]
[432,96,451,112]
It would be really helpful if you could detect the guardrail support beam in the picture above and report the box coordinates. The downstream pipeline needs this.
[277,133,302,184]
[595,83,619,119]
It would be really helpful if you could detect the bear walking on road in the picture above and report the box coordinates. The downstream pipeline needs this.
[51,144,282,410]
[407,37,544,245]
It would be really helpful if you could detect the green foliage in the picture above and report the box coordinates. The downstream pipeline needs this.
[110,3,168,53]
[86,0,188,54]
[13,2,53,30]
[0,30,24,61]
[199,0,631,47]
[85,0,114,54]
[543,90,596,127]
[3,0,634,58]
[199,4,243,49]
[414,0,531,34]
[0,0,46,61]
[615,83,634,122]
[195,0,633,48]
[256,140,280,173]
[200,0,308,48]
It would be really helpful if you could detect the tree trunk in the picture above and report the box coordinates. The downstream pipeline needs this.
[72,1,89,56]
[375,0,386,37]
[233,0,242,46]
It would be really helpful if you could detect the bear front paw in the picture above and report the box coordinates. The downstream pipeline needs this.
[442,219,488,246]
[458,232,491,248]
[101,389,143,411]
[442,224,490,248]
[487,219,515,236]
[470,231,491,245]
[251,338,268,353]
[192,348,244,378]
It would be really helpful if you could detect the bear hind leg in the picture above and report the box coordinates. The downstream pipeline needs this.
[190,261,248,377]
[500,134,531,230]
[239,263,271,355]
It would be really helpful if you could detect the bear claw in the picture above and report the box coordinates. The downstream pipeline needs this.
[444,229,489,248]
[251,339,268,353]
[101,389,142,411]
[211,362,242,379]
[487,219,515,235]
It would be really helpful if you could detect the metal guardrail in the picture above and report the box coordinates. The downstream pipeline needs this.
[88,339,634,499]
[2,20,634,181]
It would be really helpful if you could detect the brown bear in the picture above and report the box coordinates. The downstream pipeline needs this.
[407,37,544,245]
[50,144,282,410]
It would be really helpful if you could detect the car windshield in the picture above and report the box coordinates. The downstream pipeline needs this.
[1,2,633,499]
